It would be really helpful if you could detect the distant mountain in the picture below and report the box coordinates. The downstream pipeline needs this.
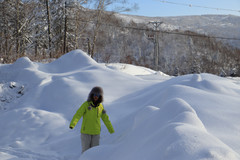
[116,14,240,48]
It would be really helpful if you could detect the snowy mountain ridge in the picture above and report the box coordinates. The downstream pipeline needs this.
[116,14,240,48]
[117,14,240,37]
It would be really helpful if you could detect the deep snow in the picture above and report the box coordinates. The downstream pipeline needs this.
[0,50,240,160]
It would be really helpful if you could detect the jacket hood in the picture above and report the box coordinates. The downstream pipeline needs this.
[87,86,104,103]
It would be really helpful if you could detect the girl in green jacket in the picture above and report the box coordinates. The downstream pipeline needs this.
[69,86,114,153]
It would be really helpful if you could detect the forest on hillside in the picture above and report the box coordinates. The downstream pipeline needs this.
[0,0,240,76]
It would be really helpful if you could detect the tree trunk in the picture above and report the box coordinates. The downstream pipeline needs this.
[16,0,20,58]
[90,0,105,58]
[45,0,52,57]
[63,1,67,53]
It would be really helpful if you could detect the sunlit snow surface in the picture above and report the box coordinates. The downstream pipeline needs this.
[0,50,240,160]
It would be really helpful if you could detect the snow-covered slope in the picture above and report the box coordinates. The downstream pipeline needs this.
[0,50,240,160]
[117,14,240,48]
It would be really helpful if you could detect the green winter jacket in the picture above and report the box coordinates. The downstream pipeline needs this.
[69,101,114,135]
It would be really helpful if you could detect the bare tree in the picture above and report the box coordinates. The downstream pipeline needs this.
[15,0,21,57]
[87,0,138,58]
[88,0,105,57]
[45,0,52,57]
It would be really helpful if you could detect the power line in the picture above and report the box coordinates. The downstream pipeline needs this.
[155,0,240,13]
[105,21,240,41]
[67,17,240,41]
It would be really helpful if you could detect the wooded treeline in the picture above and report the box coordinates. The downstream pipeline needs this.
[0,0,132,62]
[0,0,240,76]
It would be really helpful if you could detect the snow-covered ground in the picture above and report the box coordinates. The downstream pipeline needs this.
[0,50,240,160]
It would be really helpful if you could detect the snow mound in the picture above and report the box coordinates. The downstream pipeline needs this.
[12,57,35,69]
[187,74,240,95]
[105,63,159,76]
[0,107,68,160]
[41,50,98,73]
[81,98,239,160]
[104,63,170,82]
[0,107,67,147]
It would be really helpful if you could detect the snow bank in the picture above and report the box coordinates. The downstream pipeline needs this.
[0,49,240,160]
[0,107,67,147]
[81,75,240,160]
[104,63,171,82]
[40,50,98,73]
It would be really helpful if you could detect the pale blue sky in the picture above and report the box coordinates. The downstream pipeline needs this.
[123,0,240,17]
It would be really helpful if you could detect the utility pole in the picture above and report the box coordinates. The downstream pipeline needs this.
[148,21,163,71]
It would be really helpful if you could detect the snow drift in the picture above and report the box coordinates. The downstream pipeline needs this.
[0,49,240,160]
